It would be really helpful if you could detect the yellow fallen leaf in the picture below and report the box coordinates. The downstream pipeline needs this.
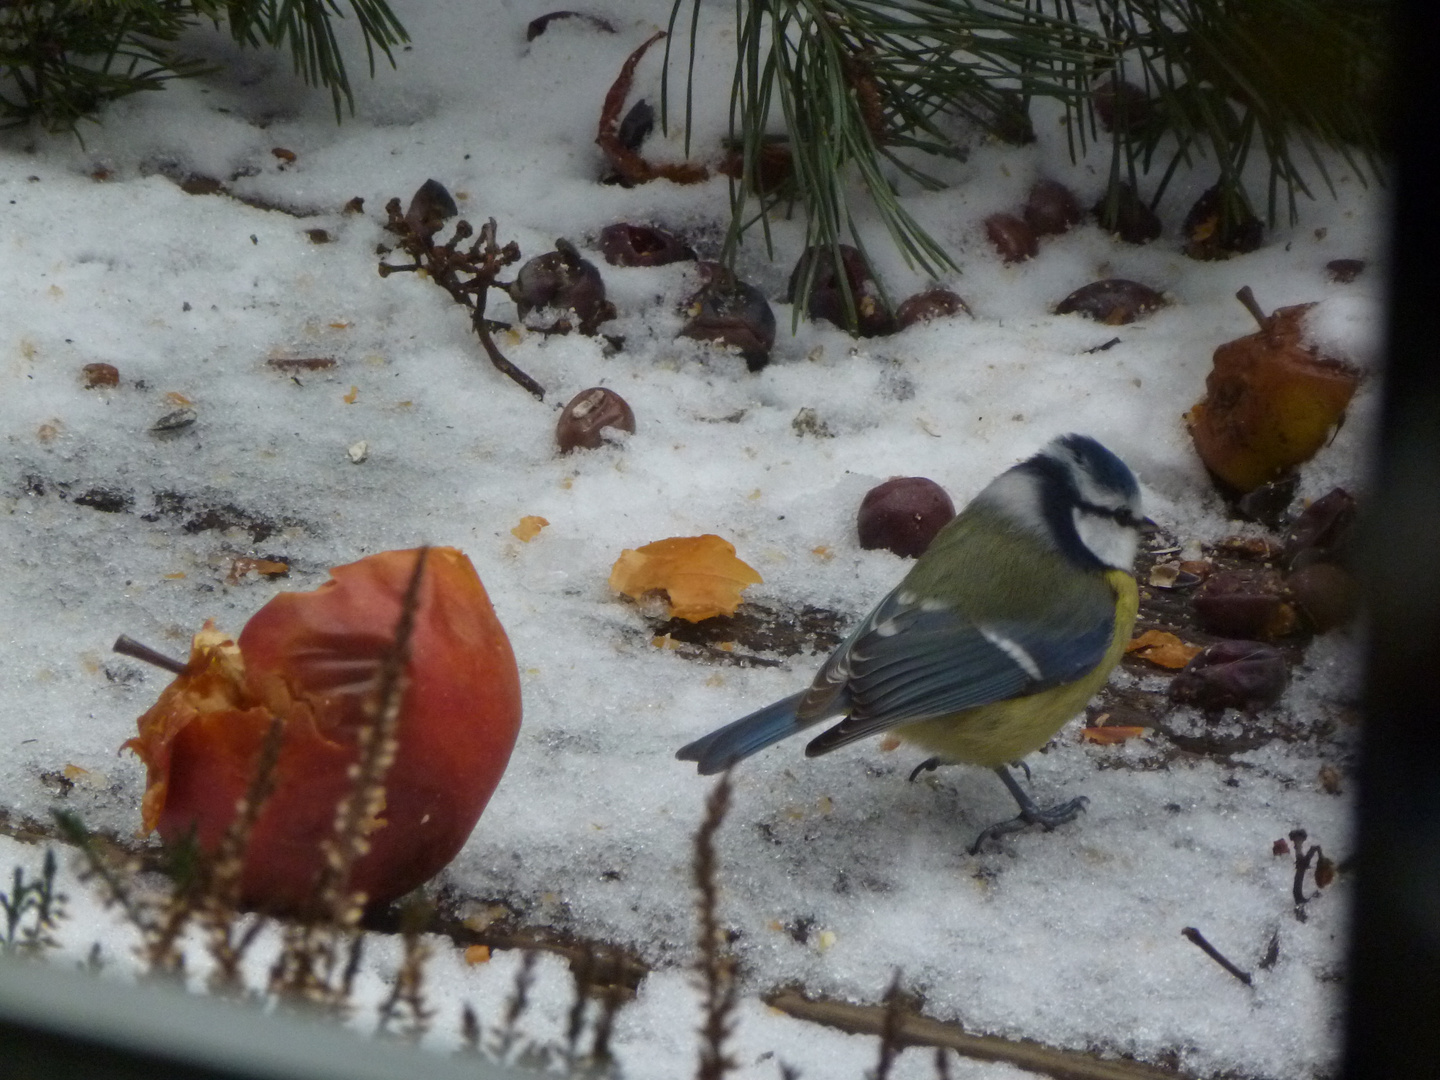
[343,385,359,404]
[464,944,491,965]
[1126,629,1202,670]
[610,534,762,622]
[511,515,549,542]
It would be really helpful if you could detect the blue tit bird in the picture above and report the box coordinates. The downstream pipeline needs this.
[677,433,1148,853]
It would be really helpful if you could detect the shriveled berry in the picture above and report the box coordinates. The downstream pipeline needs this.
[1093,182,1161,244]
[788,245,893,337]
[404,179,458,239]
[895,289,970,330]
[1055,279,1166,324]
[1192,568,1297,639]
[679,262,776,371]
[984,213,1038,264]
[1287,562,1360,631]
[1283,488,1356,565]
[1169,640,1289,712]
[1094,79,1153,133]
[1182,185,1263,261]
[1023,179,1083,237]
[556,387,636,453]
[857,477,956,558]
[512,239,613,334]
[598,223,695,267]
[617,99,654,153]
[1325,259,1365,283]
[527,10,615,40]
[82,362,120,388]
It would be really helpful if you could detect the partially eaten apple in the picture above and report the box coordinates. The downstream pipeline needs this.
[124,547,522,912]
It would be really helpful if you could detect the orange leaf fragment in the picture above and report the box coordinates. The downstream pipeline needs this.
[228,557,290,585]
[610,534,762,622]
[464,944,492,965]
[1126,629,1202,669]
[1082,725,1148,745]
[511,515,549,543]
[343,386,359,404]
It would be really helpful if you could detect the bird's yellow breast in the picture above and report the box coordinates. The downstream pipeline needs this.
[893,569,1139,769]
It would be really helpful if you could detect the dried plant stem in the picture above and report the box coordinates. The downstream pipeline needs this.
[872,972,906,1080]
[694,771,737,1080]
[271,547,430,1007]
[376,899,435,1040]
[766,989,1186,1080]
[380,204,544,399]
[204,716,285,993]
[1180,927,1253,987]
[112,634,187,675]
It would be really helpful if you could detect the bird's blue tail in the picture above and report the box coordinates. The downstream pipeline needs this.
[676,691,811,775]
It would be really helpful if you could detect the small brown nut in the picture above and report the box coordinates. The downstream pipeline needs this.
[82,362,120,388]
[857,477,956,558]
[556,387,635,453]
[984,212,1038,264]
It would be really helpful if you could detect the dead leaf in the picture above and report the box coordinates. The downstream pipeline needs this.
[511,515,549,542]
[227,557,290,585]
[1126,628,1203,669]
[343,386,359,404]
[610,534,762,622]
[1081,725,1148,745]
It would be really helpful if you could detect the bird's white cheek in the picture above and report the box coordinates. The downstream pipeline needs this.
[1074,510,1138,570]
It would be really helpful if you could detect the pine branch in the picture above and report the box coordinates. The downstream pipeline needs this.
[668,0,1388,325]
[0,0,408,133]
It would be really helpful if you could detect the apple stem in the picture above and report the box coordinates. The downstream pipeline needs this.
[112,634,187,675]
[1235,285,1270,330]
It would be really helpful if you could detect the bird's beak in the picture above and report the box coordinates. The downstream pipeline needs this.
[1139,516,1162,536]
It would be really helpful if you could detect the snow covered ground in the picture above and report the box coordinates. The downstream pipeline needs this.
[0,2,1383,1077]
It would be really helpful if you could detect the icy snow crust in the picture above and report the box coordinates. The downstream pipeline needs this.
[0,2,1379,1077]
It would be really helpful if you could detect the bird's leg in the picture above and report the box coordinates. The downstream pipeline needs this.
[908,756,945,782]
[968,764,1089,854]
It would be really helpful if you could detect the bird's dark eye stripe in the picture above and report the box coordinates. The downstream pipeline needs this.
[1078,500,1140,527]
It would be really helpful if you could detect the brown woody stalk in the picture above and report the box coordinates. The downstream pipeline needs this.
[693,771,737,1080]
[380,205,544,399]
[271,547,430,1008]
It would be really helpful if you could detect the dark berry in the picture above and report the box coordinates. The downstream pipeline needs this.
[857,477,956,558]
[894,289,970,330]
[556,387,636,453]
[984,213,1038,264]
[788,245,893,337]
[1055,279,1167,324]
[1169,640,1289,712]
[1023,179,1082,237]
[679,262,776,371]
[598,223,695,267]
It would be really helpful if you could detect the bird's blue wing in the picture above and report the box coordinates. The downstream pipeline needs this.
[802,586,1116,756]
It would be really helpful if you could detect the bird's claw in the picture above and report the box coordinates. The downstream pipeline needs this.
[968,795,1089,855]
[908,756,944,782]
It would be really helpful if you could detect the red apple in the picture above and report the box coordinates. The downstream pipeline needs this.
[125,548,522,911]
